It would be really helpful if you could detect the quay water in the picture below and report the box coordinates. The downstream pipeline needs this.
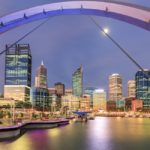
[0,117,150,150]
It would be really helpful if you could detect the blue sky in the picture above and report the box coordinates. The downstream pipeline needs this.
[0,0,150,96]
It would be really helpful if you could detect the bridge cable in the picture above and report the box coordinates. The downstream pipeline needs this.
[0,16,53,55]
[89,15,149,78]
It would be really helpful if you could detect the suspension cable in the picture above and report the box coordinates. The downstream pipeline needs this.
[0,17,53,55]
[89,15,149,78]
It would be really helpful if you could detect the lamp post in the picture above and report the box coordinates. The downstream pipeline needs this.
[43,96,45,113]
[11,98,15,125]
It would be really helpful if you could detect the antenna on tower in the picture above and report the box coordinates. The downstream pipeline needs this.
[41,60,44,66]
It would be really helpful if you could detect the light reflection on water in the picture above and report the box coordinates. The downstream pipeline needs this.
[1,117,150,150]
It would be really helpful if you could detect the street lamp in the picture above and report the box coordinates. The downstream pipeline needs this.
[43,96,45,113]
[11,98,16,125]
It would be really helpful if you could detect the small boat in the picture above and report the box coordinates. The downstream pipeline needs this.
[87,114,95,120]
[88,116,95,120]
[73,111,88,122]
[66,116,75,120]
[74,117,87,122]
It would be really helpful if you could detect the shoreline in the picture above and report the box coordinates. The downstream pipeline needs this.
[0,119,69,141]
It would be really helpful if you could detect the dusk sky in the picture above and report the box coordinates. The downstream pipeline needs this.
[0,0,150,96]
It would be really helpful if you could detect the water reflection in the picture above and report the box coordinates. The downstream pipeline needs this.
[86,117,111,150]
[1,117,150,150]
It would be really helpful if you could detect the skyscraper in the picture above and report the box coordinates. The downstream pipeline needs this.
[109,73,122,101]
[72,66,83,97]
[93,89,106,111]
[54,82,65,110]
[4,44,32,101]
[32,62,50,110]
[32,87,50,111]
[135,69,150,109]
[35,61,47,88]
[84,87,97,108]
[80,95,90,111]
[127,80,135,98]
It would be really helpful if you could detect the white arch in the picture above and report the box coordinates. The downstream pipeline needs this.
[0,1,150,34]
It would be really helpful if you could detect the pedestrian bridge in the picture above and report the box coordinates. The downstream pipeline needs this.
[0,0,150,34]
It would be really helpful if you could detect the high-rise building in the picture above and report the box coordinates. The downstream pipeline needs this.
[35,61,47,88]
[32,62,50,110]
[4,44,32,101]
[135,69,150,109]
[84,87,97,108]
[93,89,106,111]
[48,88,57,111]
[32,87,50,111]
[80,95,90,111]
[61,95,80,111]
[109,73,122,101]
[127,80,135,98]
[72,66,83,97]
[116,99,125,110]
[54,82,65,96]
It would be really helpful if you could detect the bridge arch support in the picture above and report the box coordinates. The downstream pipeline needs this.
[0,1,150,34]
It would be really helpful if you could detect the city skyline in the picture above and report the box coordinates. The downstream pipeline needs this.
[0,0,150,96]
[0,1,150,148]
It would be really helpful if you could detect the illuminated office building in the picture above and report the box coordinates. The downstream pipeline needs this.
[32,87,50,110]
[61,95,80,111]
[127,80,135,98]
[32,62,50,110]
[109,73,122,101]
[4,44,32,101]
[84,87,97,108]
[80,95,90,111]
[93,89,106,111]
[135,69,150,109]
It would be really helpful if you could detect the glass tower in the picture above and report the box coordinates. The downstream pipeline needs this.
[135,69,150,108]
[32,87,50,111]
[84,87,97,108]
[72,66,83,97]
[5,44,32,86]
[4,44,32,101]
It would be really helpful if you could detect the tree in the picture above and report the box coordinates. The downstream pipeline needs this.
[20,112,24,118]
[7,111,11,118]
[0,110,4,118]
[0,94,3,98]
[23,101,32,109]
[15,101,24,108]
[32,112,37,119]
[15,101,32,109]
